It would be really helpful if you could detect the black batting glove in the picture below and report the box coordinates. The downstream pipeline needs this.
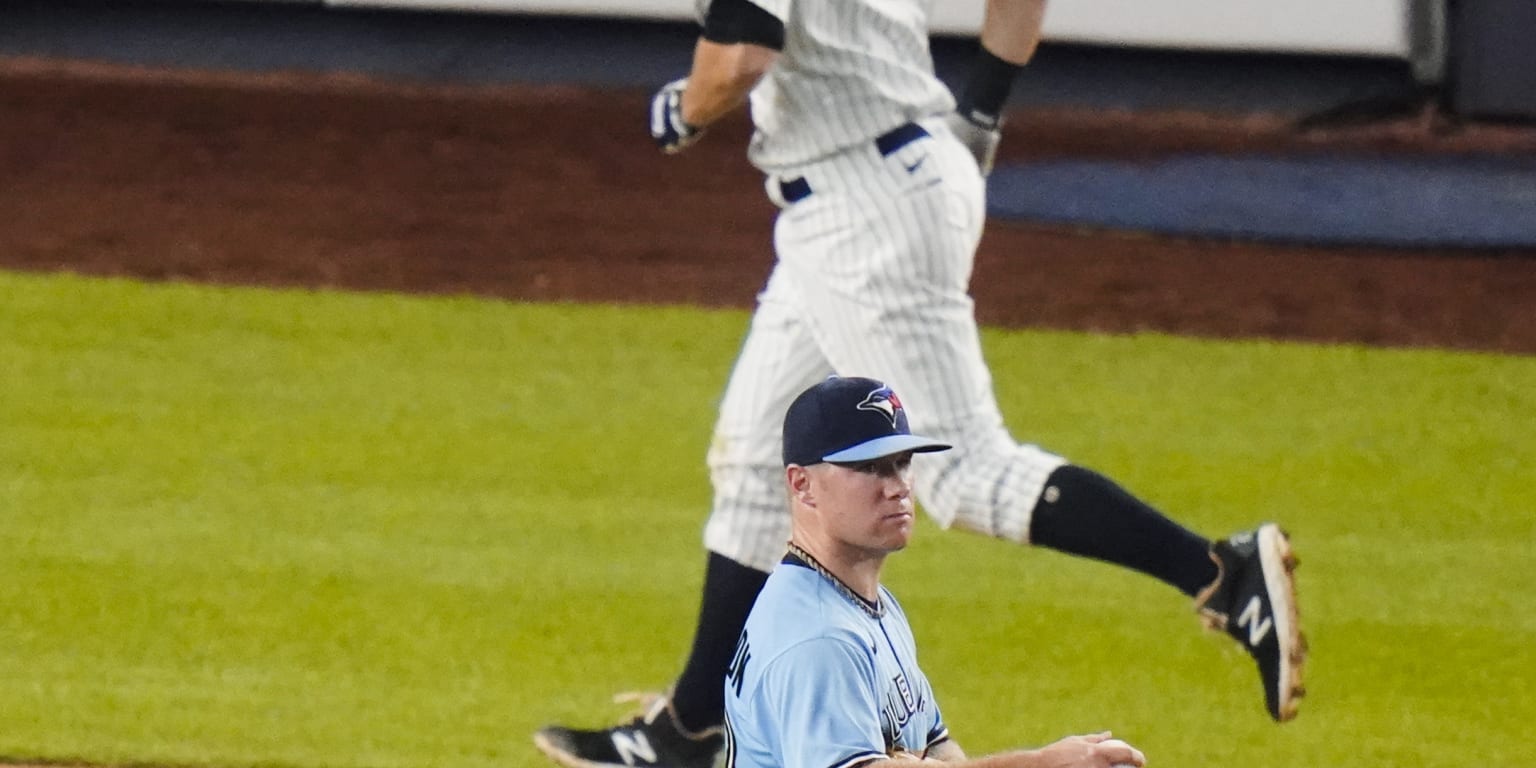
[649,78,704,154]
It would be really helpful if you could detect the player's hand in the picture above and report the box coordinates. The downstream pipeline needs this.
[649,78,703,154]
[945,107,1002,176]
[1030,732,1146,768]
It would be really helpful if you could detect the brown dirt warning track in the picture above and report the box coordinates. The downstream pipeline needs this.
[3,56,1534,354]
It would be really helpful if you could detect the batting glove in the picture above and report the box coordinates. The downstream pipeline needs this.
[649,78,703,154]
[945,107,1002,176]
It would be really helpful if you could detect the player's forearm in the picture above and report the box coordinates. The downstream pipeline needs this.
[907,746,1033,768]
[918,739,967,762]
[979,0,1048,64]
[680,39,778,128]
[918,734,1143,768]
[914,749,1087,768]
[955,0,1045,137]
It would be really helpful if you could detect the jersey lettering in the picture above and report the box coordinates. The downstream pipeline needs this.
[880,672,923,735]
[727,631,752,697]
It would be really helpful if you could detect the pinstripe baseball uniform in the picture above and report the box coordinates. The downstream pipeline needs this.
[705,0,1066,571]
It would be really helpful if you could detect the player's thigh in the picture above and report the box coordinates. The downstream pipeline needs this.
[813,281,1005,441]
[709,266,832,470]
[704,269,826,568]
[777,183,999,436]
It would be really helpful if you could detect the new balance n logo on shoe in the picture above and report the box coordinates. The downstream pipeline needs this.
[611,732,657,766]
[1235,595,1273,646]
[533,695,725,768]
[1194,523,1307,722]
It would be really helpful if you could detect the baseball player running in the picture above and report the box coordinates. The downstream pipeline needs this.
[724,375,1149,768]
[535,1,1304,766]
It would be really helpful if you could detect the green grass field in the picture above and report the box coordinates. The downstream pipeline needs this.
[3,270,1532,768]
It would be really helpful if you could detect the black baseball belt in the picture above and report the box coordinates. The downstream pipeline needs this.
[778,121,929,204]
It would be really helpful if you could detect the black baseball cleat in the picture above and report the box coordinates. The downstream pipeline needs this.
[1195,523,1307,722]
[534,696,723,768]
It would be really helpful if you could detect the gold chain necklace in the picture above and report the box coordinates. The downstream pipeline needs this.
[785,541,884,620]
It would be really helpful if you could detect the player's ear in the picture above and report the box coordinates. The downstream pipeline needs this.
[786,464,815,507]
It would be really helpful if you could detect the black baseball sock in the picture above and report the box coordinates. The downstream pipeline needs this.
[669,552,770,733]
[1028,464,1218,597]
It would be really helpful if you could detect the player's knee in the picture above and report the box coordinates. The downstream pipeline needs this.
[914,444,1065,544]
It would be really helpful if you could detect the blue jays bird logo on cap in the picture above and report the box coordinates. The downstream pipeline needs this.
[857,386,903,428]
[781,376,948,467]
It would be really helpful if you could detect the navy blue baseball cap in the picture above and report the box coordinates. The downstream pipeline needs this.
[782,376,951,466]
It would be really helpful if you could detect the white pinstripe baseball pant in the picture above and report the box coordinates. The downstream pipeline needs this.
[704,117,1066,572]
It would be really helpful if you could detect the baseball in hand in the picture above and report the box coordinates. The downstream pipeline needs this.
[1102,737,1144,767]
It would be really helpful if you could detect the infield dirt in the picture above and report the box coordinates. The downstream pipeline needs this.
[2,56,1534,354]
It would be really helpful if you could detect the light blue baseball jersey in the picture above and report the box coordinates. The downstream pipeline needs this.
[723,553,949,768]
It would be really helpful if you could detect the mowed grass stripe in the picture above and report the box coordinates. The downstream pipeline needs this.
[2,270,1532,768]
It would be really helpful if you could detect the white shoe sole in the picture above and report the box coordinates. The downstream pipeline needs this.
[1257,523,1306,721]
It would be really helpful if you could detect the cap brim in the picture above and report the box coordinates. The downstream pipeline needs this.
[822,434,951,463]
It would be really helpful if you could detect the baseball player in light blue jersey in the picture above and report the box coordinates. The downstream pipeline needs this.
[536,2,1304,766]
[724,376,1147,768]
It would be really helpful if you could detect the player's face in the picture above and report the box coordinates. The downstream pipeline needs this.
[813,452,917,553]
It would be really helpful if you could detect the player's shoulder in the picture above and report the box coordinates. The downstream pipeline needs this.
[751,563,830,624]
[748,564,870,645]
